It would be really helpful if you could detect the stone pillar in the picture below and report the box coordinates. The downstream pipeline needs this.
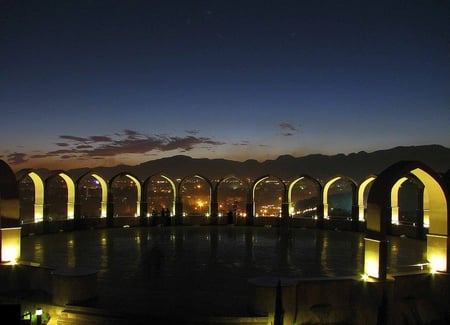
[139,200,148,226]
[175,197,183,225]
[106,191,114,227]
[246,202,254,225]
[416,186,425,239]
[351,204,359,231]
[210,201,218,225]
[316,203,324,229]
[364,236,388,280]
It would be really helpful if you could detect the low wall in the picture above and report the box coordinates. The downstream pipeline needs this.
[248,272,450,325]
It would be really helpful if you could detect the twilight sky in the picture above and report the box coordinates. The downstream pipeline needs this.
[1,0,449,171]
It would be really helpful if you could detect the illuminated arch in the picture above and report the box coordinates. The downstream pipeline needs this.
[45,172,76,220]
[364,161,449,279]
[251,175,286,217]
[110,172,142,217]
[288,175,322,217]
[216,175,248,217]
[179,174,213,216]
[25,171,45,223]
[322,176,357,219]
[390,177,408,225]
[143,174,177,215]
[357,176,376,221]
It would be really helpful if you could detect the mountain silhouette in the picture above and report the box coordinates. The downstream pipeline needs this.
[63,145,450,183]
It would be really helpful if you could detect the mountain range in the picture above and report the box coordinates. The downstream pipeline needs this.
[64,145,450,182]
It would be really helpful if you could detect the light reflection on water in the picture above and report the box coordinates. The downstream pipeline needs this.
[20,226,427,315]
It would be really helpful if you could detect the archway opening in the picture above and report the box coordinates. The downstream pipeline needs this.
[181,176,211,217]
[323,177,355,220]
[289,177,320,219]
[254,176,283,217]
[78,175,104,218]
[110,174,139,217]
[45,176,68,221]
[146,175,175,217]
[217,176,247,220]
[18,174,37,224]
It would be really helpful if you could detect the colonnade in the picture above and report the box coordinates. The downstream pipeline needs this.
[17,169,379,228]
[2,160,449,279]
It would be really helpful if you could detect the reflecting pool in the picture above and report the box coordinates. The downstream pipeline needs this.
[20,226,427,317]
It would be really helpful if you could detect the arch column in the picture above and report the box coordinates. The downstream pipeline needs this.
[73,187,83,229]
[139,200,148,226]
[210,186,218,225]
[246,201,254,225]
[416,184,425,239]
[174,193,183,225]
[106,189,114,227]
[281,187,290,227]
[316,202,324,229]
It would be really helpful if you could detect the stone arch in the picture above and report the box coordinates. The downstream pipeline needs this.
[178,174,213,216]
[216,175,248,219]
[17,170,45,223]
[78,173,108,218]
[143,174,177,216]
[109,172,142,217]
[357,175,376,221]
[45,171,76,220]
[252,175,286,218]
[288,175,322,218]
[364,161,449,279]
[322,175,357,220]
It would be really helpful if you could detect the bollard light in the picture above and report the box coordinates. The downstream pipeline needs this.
[36,307,42,325]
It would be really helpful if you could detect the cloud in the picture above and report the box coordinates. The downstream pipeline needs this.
[60,135,89,142]
[279,122,299,136]
[50,130,226,158]
[7,152,29,165]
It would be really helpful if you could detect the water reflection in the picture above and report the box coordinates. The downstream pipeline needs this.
[20,226,427,315]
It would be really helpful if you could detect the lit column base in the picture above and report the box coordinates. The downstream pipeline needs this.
[0,227,21,263]
[364,237,387,280]
[427,234,448,273]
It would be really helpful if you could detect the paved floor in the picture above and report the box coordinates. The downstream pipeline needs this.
[19,226,427,318]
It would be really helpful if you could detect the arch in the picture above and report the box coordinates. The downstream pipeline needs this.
[179,174,213,216]
[252,175,286,217]
[288,175,322,218]
[22,171,45,223]
[45,171,76,220]
[76,172,108,218]
[390,176,409,225]
[143,174,177,216]
[110,172,142,217]
[364,161,449,279]
[357,175,376,221]
[323,176,357,219]
[216,175,248,218]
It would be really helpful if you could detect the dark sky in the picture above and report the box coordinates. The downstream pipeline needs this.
[1,0,449,171]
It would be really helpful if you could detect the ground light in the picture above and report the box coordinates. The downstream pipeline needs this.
[36,308,42,325]
[22,307,50,325]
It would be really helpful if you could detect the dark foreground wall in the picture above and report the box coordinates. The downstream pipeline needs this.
[248,272,450,325]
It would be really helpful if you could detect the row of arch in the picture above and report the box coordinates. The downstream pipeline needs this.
[5,160,450,280]
[17,168,383,225]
